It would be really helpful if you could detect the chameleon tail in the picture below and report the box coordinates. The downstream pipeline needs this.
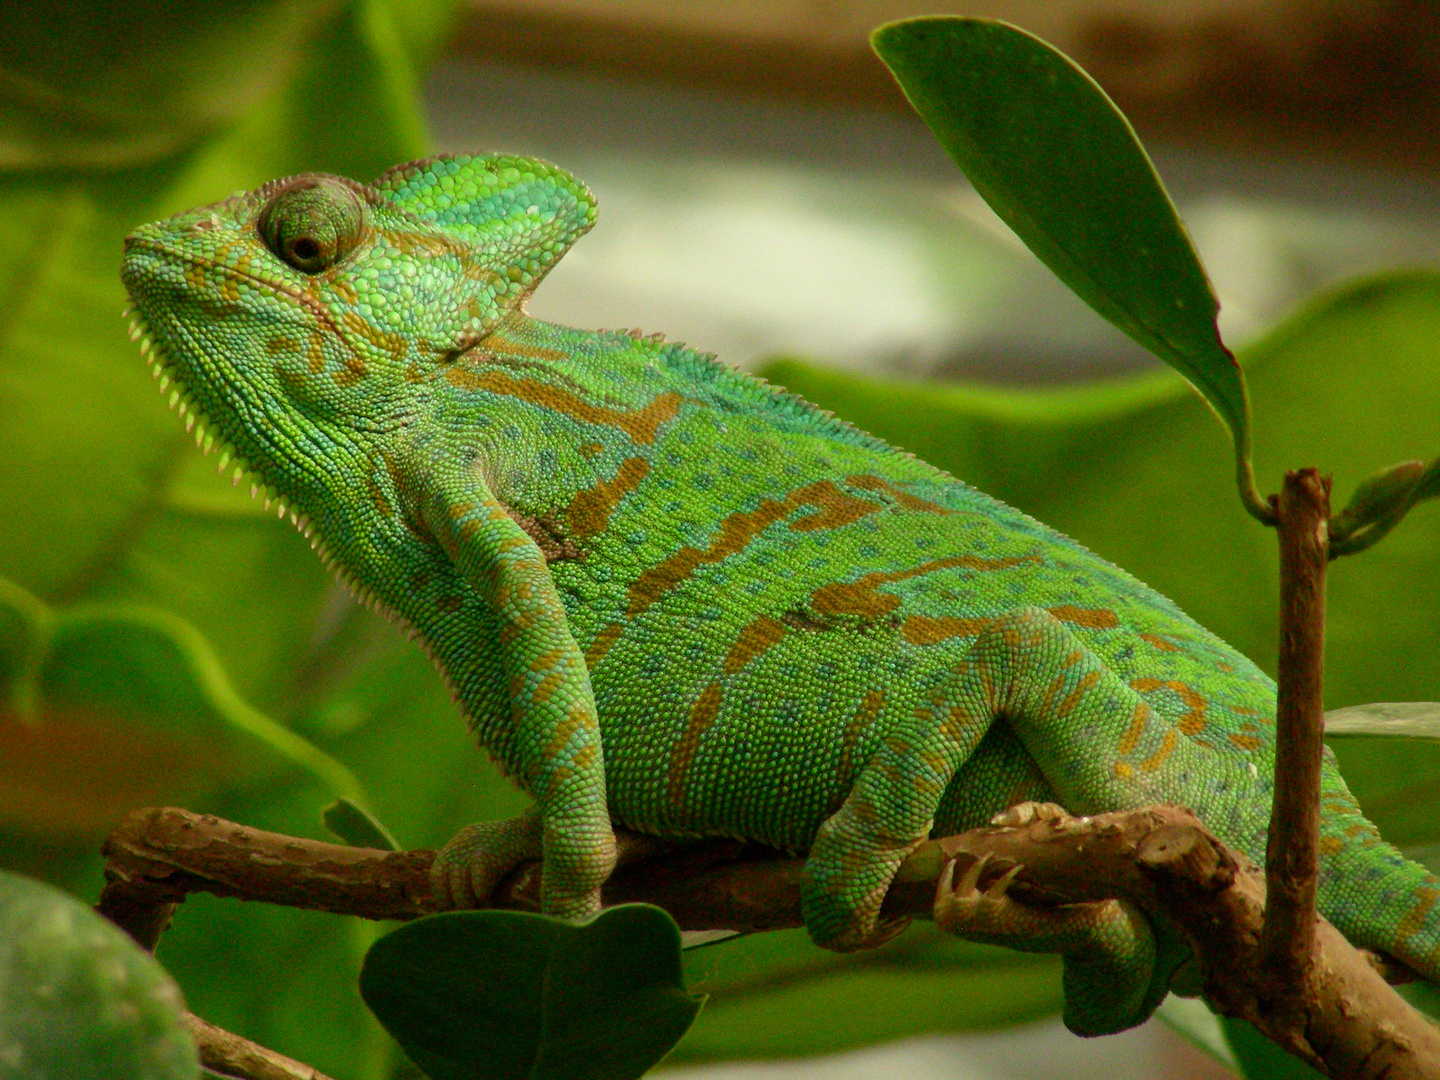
[1316,775,1440,981]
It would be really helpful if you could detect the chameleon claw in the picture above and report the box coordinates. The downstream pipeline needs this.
[986,862,1023,899]
[957,851,991,896]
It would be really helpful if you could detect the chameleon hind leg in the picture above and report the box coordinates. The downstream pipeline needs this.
[802,607,1183,1034]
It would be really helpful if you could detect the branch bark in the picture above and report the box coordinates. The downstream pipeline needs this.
[100,802,1440,1079]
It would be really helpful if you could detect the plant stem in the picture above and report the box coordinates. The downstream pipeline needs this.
[1261,468,1330,993]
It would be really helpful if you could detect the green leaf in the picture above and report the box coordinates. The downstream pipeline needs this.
[0,868,198,1079]
[1221,1016,1325,1078]
[324,798,400,851]
[674,925,1059,1062]
[360,905,702,1080]
[870,16,1268,521]
[0,575,365,834]
[0,0,340,170]
[1325,702,1440,740]
[1154,995,1238,1071]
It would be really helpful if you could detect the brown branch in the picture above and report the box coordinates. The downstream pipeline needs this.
[186,1012,336,1080]
[100,803,1440,1079]
[1261,469,1331,1016]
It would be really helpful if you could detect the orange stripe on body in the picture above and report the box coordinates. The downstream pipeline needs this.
[1396,888,1440,944]
[628,481,883,616]
[724,615,788,674]
[1141,729,1178,772]
[836,690,885,795]
[1047,605,1119,629]
[454,368,683,444]
[845,474,953,514]
[813,555,1040,621]
[666,683,724,809]
[1129,677,1208,735]
[1118,701,1152,756]
[584,622,625,667]
[568,457,650,541]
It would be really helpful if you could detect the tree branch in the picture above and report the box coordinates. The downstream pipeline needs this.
[100,802,1440,1079]
[1260,469,1330,1041]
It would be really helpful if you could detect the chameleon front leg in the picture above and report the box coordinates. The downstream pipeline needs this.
[417,461,616,920]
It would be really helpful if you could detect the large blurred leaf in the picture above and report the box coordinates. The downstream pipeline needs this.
[0,868,198,1079]
[0,575,362,841]
[0,0,335,170]
[0,0,452,605]
[360,906,701,1080]
[871,17,1264,518]
[674,925,1059,1062]
[0,3,465,1078]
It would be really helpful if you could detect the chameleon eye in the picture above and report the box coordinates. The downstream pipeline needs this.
[257,177,366,274]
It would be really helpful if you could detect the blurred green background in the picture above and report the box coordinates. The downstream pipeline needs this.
[3,2,1438,1079]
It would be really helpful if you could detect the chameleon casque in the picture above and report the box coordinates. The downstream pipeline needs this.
[121,153,1440,1036]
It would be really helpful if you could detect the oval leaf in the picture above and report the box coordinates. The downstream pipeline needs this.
[871,17,1267,520]
[360,905,702,1080]
[0,869,198,1079]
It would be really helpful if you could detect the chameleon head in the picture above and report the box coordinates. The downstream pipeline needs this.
[120,154,596,487]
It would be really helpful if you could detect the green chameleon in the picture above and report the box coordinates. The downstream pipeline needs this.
[121,153,1439,1036]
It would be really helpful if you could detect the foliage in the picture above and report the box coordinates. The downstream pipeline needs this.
[361,906,701,1080]
[2,5,1439,1080]
[0,868,197,1079]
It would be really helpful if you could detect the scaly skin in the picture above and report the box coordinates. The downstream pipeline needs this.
[121,154,1440,1035]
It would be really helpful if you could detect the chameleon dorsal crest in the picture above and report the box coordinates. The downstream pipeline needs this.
[370,154,597,341]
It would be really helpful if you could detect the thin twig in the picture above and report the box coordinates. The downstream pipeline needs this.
[186,1012,336,1080]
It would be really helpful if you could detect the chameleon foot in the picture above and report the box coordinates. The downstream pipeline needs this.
[430,810,543,909]
[934,853,1159,1036]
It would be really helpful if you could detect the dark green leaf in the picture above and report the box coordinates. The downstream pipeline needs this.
[360,905,702,1080]
[870,16,1267,520]
[324,797,400,851]
[0,869,198,1079]
[1221,1016,1325,1078]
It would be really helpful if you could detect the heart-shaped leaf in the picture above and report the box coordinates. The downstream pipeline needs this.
[0,869,198,1079]
[871,16,1268,522]
[360,905,703,1080]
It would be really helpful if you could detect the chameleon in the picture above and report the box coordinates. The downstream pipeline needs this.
[120,153,1440,1036]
